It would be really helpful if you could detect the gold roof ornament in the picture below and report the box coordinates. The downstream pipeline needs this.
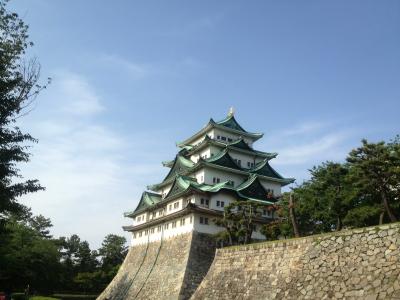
[228,107,235,117]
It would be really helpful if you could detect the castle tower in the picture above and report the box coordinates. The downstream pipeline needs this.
[98,111,294,300]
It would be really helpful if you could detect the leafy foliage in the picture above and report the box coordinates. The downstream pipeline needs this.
[214,200,266,246]
[273,137,400,239]
[0,0,50,231]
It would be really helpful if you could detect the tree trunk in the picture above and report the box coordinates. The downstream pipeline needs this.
[381,191,398,222]
[336,217,342,231]
[289,193,300,237]
[379,211,385,225]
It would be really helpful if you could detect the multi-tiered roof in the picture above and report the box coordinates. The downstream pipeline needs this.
[125,114,294,218]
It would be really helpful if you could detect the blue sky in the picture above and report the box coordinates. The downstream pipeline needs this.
[10,0,400,248]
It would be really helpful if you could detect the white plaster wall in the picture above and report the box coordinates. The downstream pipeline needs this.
[156,183,173,197]
[194,170,205,184]
[193,214,225,235]
[209,192,237,211]
[165,197,186,215]
[259,179,282,196]
[131,213,195,246]
[202,167,246,187]
[134,212,148,225]
[130,210,269,246]
[228,151,257,169]
[213,128,254,147]
[190,148,212,163]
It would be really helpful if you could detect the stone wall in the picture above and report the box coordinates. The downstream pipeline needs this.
[191,222,400,300]
[98,232,215,300]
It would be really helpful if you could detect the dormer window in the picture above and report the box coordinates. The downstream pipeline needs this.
[213,177,220,183]
[221,136,226,141]
[200,198,209,207]
[227,138,232,142]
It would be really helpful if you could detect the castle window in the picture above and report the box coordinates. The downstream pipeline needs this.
[133,233,136,238]
[201,198,209,206]
[200,217,209,225]
[190,216,193,223]
[164,223,169,229]
[216,200,220,207]
[157,225,162,232]
[221,201,225,208]
[137,216,141,222]
[228,138,232,142]
[221,136,226,141]
[247,162,251,168]
[174,202,179,209]
[213,177,220,183]
[237,159,241,166]
[180,218,185,226]
[151,228,155,234]
[139,232,142,237]
[217,135,220,140]
[145,229,148,235]
[172,221,177,228]
[169,204,172,211]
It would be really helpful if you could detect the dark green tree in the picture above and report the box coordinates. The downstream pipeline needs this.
[214,200,265,245]
[0,218,61,293]
[98,234,127,270]
[29,214,53,239]
[347,139,400,222]
[0,0,49,232]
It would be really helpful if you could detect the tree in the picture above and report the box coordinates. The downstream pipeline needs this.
[98,234,127,270]
[0,218,61,293]
[347,139,400,222]
[214,200,265,245]
[0,0,49,232]
[288,193,300,237]
[29,214,53,239]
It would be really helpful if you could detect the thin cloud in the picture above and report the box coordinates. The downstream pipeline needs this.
[57,72,105,116]
[18,71,168,248]
[275,132,349,165]
[100,54,152,79]
[280,121,325,136]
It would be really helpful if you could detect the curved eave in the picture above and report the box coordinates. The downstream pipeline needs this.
[186,137,277,159]
[177,120,263,148]
[197,162,294,186]
[162,160,174,168]
[148,161,294,192]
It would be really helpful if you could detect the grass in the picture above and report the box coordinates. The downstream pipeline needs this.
[29,297,60,300]
[52,294,97,300]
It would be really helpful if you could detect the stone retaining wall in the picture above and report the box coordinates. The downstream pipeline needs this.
[191,223,400,300]
[97,231,215,300]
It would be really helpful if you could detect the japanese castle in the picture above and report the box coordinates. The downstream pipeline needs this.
[123,110,294,246]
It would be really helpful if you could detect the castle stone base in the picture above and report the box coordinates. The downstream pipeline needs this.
[191,222,400,299]
[97,231,215,300]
